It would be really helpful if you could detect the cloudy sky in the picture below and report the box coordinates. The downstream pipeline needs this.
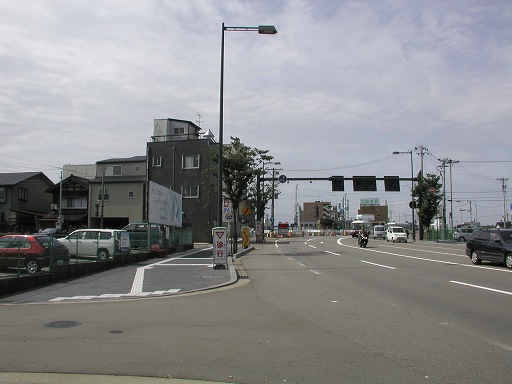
[1,0,511,226]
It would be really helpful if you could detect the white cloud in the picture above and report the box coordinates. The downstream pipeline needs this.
[0,0,510,225]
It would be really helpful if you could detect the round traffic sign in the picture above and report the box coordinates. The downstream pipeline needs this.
[278,174,287,183]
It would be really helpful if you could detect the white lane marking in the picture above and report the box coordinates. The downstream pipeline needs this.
[360,260,396,270]
[450,281,512,296]
[439,322,512,351]
[297,262,307,267]
[336,238,512,273]
[310,269,321,275]
[130,267,147,294]
[49,289,182,302]
[324,250,340,256]
[308,245,317,249]
[380,244,465,258]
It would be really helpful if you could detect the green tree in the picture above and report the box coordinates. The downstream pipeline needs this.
[412,172,443,240]
[206,137,274,250]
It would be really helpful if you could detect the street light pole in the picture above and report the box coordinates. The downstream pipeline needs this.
[393,150,415,241]
[217,23,277,230]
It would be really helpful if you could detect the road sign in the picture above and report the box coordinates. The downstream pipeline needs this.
[278,174,287,183]
[212,227,228,267]
[225,213,233,221]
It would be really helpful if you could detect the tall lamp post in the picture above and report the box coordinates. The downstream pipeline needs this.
[393,150,416,240]
[270,164,282,234]
[217,23,277,228]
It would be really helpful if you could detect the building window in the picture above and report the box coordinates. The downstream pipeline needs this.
[98,187,110,201]
[152,156,162,167]
[113,165,122,175]
[128,191,134,199]
[0,188,5,202]
[63,197,87,208]
[135,166,141,172]
[182,186,199,198]
[183,154,200,169]
[18,188,28,201]
[174,127,185,135]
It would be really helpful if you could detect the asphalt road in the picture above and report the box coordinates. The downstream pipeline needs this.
[1,236,511,383]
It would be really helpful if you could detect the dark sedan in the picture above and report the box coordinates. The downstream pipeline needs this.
[0,234,70,274]
[465,229,512,269]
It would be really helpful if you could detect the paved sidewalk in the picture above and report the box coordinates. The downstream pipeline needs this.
[0,372,233,384]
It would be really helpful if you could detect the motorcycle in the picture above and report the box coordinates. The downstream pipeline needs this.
[358,232,369,248]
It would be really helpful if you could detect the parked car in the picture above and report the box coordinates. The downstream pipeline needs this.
[465,229,512,269]
[40,227,69,238]
[373,225,386,239]
[453,227,474,242]
[0,234,70,274]
[60,229,130,260]
[386,226,408,243]
[122,223,161,249]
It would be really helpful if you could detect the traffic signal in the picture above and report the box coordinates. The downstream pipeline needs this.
[331,176,344,191]
[353,176,377,191]
[384,176,400,192]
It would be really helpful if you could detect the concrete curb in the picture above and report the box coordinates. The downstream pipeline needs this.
[0,372,232,384]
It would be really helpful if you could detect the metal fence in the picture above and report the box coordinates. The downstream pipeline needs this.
[1,228,194,279]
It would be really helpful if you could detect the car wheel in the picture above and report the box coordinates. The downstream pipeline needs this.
[471,250,481,265]
[26,259,40,275]
[505,253,512,269]
[460,237,466,242]
[97,249,110,261]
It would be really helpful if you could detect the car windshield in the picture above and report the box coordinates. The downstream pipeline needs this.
[393,227,405,233]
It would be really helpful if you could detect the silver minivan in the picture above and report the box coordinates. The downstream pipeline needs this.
[61,229,130,260]
[373,225,386,239]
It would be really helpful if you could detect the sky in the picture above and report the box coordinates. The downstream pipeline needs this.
[1,0,511,227]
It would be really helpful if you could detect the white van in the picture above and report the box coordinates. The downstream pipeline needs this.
[373,225,386,239]
[61,229,130,260]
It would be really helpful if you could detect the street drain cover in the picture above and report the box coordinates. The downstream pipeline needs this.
[109,330,124,334]
[44,320,82,329]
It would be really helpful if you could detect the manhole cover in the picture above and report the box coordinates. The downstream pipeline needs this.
[109,330,124,334]
[44,320,82,329]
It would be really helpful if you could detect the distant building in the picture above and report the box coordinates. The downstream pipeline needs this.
[88,156,147,228]
[147,118,218,243]
[43,174,90,230]
[0,172,54,233]
[301,201,333,229]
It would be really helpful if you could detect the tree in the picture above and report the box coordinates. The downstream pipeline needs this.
[206,137,274,250]
[412,172,443,240]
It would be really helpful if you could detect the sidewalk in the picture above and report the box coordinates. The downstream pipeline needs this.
[0,372,233,384]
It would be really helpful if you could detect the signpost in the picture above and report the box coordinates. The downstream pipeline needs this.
[212,227,228,269]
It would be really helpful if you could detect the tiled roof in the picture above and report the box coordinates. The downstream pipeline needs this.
[0,172,42,186]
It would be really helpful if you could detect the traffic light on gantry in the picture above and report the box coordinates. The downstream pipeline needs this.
[331,176,344,191]
[353,176,377,191]
[384,176,400,192]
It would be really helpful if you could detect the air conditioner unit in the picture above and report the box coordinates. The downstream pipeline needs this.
[51,204,58,210]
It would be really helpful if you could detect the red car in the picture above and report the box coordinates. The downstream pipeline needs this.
[0,234,70,275]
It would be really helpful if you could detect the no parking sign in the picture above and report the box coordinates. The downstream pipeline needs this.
[212,227,228,267]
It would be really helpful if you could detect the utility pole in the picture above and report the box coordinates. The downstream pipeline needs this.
[415,145,428,239]
[498,177,509,227]
[438,158,459,230]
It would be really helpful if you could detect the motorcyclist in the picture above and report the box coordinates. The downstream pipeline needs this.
[358,228,369,246]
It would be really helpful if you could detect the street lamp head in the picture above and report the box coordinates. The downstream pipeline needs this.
[392,151,400,155]
[258,25,277,34]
